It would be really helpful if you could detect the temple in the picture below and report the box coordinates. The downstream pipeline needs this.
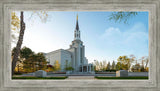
[45,15,94,73]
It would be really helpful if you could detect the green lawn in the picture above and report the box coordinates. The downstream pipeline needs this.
[12,76,148,80]
[12,76,67,80]
[95,76,148,79]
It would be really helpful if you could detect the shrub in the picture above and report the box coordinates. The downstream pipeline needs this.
[14,72,23,75]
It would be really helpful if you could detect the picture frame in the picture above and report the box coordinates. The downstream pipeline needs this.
[0,0,159,91]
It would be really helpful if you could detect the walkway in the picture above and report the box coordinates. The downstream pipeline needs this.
[65,76,96,80]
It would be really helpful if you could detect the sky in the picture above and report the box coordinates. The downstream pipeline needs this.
[12,11,149,63]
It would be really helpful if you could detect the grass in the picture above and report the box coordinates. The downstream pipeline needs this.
[95,76,148,80]
[12,76,148,80]
[12,76,67,80]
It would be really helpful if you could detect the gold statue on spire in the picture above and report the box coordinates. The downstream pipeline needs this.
[77,14,78,20]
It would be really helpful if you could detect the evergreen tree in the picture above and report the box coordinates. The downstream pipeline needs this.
[111,61,116,70]
[106,62,111,70]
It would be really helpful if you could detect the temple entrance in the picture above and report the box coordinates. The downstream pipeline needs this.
[79,66,88,72]
[79,64,94,73]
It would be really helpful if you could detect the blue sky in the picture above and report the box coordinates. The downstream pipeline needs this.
[12,11,149,63]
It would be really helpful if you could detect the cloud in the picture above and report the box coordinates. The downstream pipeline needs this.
[99,22,148,58]
[100,27,122,46]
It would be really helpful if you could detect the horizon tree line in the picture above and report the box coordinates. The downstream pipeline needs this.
[93,55,149,72]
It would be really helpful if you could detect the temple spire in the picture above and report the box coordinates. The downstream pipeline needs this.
[76,14,79,30]
[74,14,80,40]
[77,14,78,20]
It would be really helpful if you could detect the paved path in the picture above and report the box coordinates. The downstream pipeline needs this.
[65,76,96,80]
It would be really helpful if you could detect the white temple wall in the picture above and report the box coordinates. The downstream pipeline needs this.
[45,49,72,72]
[45,50,61,66]
[67,48,76,71]
[60,50,72,71]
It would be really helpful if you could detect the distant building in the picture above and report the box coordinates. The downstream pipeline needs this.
[45,15,93,73]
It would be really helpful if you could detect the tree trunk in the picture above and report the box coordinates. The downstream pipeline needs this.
[145,59,149,69]
[12,11,25,76]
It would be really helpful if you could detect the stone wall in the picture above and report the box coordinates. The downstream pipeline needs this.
[128,72,148,77]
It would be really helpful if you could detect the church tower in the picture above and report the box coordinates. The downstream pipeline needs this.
[68,14,86,72]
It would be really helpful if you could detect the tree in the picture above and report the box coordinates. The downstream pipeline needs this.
[117,55,135,71]
[54,60,61,71]
[46,65,54,72]
[11,12,20,44]
[145,67,149,72]
[140,65,145,72]
[138,56,149,72]
[36,53,47,70]
[116,62,122,70]
[140,57,145,72]
[106,62,111,70]
[108,12,138,24]
[99,61,103,71]
[22,52,47,73]
[11,47,16,58]
[129,55,136,71]
[111,61,116,70]
[121,63,128,70]
[93,60,107,71]
[20,46,33,59]
[131,63,141,72]
[12,47,23,73]
[23,55,34,73]
[13,46,34,73]
[93,60,100,71]
[14,60,23,73]
[11,11,49,75]
[144,57,149,70]
[12,12,25,75]
[16,46,48,73]
[102,60,107,71]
